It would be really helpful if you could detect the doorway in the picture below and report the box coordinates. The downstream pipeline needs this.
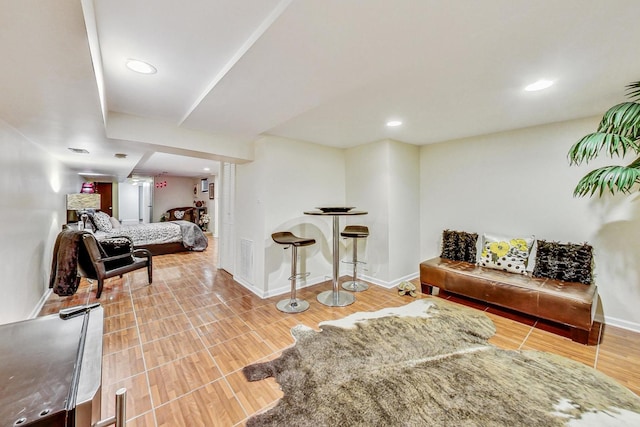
[118,178,153,225]
[95,182,113,216]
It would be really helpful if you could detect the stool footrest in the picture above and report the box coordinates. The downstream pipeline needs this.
[288,271,311,281]
[341,260,367,266]
[342,280,369,292]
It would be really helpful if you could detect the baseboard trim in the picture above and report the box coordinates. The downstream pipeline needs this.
[236,272,421,298]
[30,288,53,319]
[234,274,329,299]
[604,315,640,333]
[359,272,419,289]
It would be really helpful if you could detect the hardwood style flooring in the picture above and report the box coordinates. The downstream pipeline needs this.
[40,238,640,426]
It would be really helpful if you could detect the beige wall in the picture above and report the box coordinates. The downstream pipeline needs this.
[420,116,640,331]
[0,119,82,324]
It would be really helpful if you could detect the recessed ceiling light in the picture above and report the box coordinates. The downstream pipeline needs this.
[68,147,89,154]
[386,120,402,127]
[203,167,210,171]
[126,59,157,74]
[525,79,553,92]
[114,153,127,159]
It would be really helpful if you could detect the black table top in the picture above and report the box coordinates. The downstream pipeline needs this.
[304,210,367,216]
[0,306,103,426]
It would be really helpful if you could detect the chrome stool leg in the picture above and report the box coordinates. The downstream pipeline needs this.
[342,236,368,292]
[276,244,310,313]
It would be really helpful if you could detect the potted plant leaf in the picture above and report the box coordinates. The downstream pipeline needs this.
[568,81,640,197]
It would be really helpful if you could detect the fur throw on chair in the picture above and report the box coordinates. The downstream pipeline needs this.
[49,230,84,296]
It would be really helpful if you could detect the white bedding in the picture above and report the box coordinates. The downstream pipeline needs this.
[94,221,183,246]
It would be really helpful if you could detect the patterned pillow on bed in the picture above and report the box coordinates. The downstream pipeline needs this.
[109,216,121,229]
[93,211,113,232]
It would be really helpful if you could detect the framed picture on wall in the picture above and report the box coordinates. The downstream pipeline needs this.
[209,183,215,199]
[201,178,208,192]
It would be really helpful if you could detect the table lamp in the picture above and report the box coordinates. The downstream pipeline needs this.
[66,193,101,230]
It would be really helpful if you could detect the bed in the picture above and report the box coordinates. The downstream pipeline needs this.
[87,211,208,255]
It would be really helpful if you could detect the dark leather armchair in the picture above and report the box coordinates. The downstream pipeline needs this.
[78,234,152,298]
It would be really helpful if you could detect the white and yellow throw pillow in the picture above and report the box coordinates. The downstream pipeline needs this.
[480,233,534,274]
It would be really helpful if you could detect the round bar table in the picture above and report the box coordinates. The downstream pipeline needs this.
[304,208,368,307]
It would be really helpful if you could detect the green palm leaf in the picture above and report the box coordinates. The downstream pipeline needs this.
[570,80,640,197]
[625,81,640,101]
[597,102,640,139]
[573,162,640,197]
[567,132,638,165]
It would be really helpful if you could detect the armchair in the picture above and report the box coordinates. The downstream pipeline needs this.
[78,234,152,298]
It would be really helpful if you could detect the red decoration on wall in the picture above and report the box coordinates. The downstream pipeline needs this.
[155,180,167,189]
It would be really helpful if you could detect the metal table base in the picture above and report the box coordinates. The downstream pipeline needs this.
[316,289,355,307]
[304,211,366,307]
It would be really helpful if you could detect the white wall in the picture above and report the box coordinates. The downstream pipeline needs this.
[0,119,81,324]
[235,136,420,298]
[118,181,140,224]
[420,116,640,331]
[345,139,420,286]
[152,176,198,222]
[235,136,346,297]
[388,140,420,281]
[346,141,391,281]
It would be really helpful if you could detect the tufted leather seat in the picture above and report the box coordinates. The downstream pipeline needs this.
[420,257,599,344]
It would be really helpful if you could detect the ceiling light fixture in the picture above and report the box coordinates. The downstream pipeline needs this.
[114,153,127,159]
[203,167,210,171]
[386,120,402,127]
[68,147,89,154]
[525,79,553,92]
[125,59,157,74]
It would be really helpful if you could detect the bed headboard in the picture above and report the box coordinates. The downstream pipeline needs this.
[166,207,196,222]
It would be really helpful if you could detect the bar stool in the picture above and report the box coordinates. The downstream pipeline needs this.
[272,231,316,313]
[341,225,369,292]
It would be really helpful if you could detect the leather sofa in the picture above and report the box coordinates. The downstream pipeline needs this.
[420,257,599,344]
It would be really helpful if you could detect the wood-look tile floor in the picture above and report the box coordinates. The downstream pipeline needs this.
[39,238,640,426]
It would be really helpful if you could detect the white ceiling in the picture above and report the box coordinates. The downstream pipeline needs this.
[2,0,640,181]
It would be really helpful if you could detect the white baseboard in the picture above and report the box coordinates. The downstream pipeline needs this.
[604,315,640,333]
[233,272,640,334]
[30,288,53,319]
[359,272,419,289]
[234,274,329,299]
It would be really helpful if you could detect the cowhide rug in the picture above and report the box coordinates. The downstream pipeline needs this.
[243,299,640,426]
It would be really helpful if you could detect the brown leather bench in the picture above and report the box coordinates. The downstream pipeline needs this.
[420,257,599,344]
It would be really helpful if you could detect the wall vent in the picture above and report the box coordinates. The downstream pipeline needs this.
[239,238,254,283]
